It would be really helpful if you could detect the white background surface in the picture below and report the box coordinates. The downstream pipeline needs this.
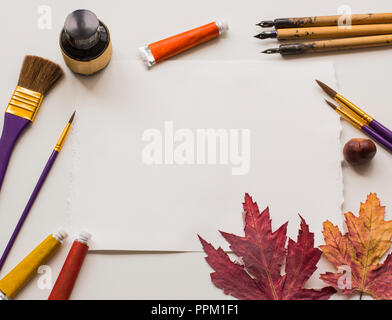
[70,60,342,251]
[0,0,391,299]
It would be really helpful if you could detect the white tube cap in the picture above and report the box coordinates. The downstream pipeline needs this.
[0,290,9,300]
[53,229,68,242]
[78,231,92,243]
[138,46,156,68]
[215,19,229,35]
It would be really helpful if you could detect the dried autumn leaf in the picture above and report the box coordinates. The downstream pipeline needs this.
[321,193,392,299]
[199,193,336,300]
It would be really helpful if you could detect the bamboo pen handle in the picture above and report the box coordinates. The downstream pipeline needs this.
[272,13,392,29]
[277,24,392,40]
[307,34,392,52]
[270,34,392,55]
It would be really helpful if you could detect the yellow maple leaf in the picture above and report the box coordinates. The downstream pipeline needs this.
[321,193,392,299]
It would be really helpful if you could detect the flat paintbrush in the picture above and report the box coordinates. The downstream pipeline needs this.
[316,80,392,144]
[0,56,64,193]
[0,112,75,272]
[325,100,392,153]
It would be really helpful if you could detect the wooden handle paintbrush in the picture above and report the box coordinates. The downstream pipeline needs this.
[257,13,392,28]
[262,34,392,55]
[255,24,392,40]
[0,112,74,272]
[0,56,64,193]
[316,80,392,144]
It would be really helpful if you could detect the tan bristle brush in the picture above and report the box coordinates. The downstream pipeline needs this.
[0,55,64,193]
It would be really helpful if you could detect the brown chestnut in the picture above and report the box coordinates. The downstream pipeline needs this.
[343,138,377,165]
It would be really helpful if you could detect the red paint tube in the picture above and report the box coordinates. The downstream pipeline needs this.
[48,232,91,300]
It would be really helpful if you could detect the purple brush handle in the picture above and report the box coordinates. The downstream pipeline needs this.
[362,125,392,153]
[0,150,58,272]
[0,113,30,192]
[369,119,392,144]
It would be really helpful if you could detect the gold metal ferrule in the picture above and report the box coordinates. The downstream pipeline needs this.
[335,94,373,124]
[335,106,365,129]
[54,122,72,152]
[5,86,43,122]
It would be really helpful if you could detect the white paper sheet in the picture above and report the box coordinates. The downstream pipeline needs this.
[69,60,342,251]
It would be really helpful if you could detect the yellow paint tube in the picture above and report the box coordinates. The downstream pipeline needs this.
[0,230,68,300]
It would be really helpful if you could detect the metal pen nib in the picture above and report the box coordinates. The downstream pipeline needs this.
[256,20,275,28]
[262,48,280,54]
[254,31,278,39]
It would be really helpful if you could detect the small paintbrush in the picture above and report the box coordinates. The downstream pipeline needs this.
[316,80,392,144]
[324,99,392,153]
[0,56,64,193]
[0,112,75,272]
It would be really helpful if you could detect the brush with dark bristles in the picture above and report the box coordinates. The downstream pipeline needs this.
[0,112,75,272]
[0,56,64,193]
[323,99,392,153]
[316,79,392,144]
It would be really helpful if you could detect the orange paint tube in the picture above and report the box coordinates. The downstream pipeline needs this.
[139,20,228,67]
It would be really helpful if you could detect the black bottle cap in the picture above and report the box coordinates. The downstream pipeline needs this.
[64,9,102,50]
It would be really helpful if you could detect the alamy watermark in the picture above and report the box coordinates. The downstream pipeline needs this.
[37,265,53,290]
[142,121,251,176]
[338,5,353,29]
[337,265,352,290]
[37,5,52,30]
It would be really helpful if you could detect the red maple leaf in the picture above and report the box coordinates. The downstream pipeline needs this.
[199,193,336,300]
